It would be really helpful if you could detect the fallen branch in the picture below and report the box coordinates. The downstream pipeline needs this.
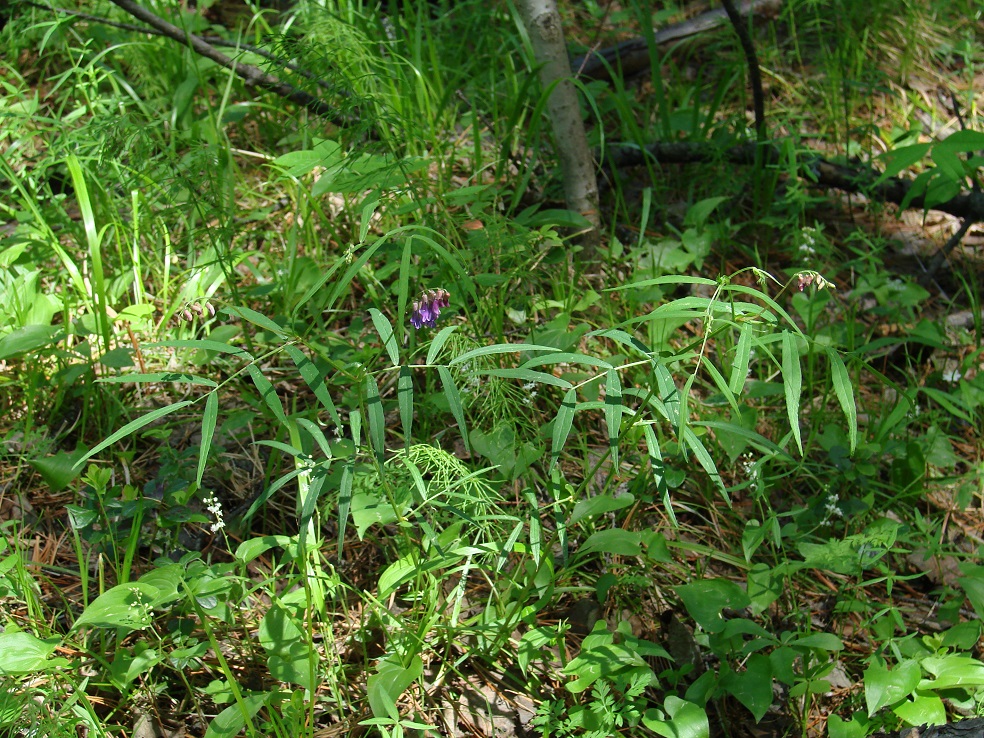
[572,0,782,83]
[604,140,984,222]
[106,0,350,126]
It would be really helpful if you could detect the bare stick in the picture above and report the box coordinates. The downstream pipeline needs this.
[720,0,766,140]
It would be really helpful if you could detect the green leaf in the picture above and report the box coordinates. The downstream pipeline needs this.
[224,306,287,335]
[893,692,946,727]
[605,368,623,467]
[247,364,286,423]
[477,367,572,389]
[398,366,413,448]
[148,339,253,359]
[74,400,194,469]
[0,632,64,674]
[28,447,88,492]
[919,655,984,690]
[197,392,218,488]
[368,308,400,366]
[580,529,642,556]
[72,582,160,632]
[438,366,469,453]
[520,352,613,370]
[675,579,750,634]
[643,696,710,738]
[449,343,559,366]
[571,493,635,525]
[97,372,216,386]
[551,388,577,471]
[865,659,922,715]
[826,348,858,454]
[338,461,353,552]
[643,424,675,526]
[729,323,752,394]
[719,655,773,722]
[234,536,295,564]
[874,143,931,184]
[285,345,341,429]
[425,325,458,365]
[204,692,269,738]
[781,331,803,455]
[296,418,333,459]
[365,374,386,461]
[0,325,61,360]
[367,655,423,720]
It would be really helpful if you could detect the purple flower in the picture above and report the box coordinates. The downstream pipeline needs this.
[410,288,450,329]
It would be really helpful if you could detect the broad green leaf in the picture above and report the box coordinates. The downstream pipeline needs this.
[438,366,469,453]
[224,306,287,336]
[285,345,341,429]
[826,348,858,454]
[365,374,386,461]
[234,536,295,564]
[28,446,88,492]
[571,493,635,525]
[580,529,642,557]
[449,343,559,366]
[197,392,218,487]
[893,692,946,727]
[865,659,922,715]
[367,655,423,720]
[643,696,709,738]
[204,692,269,738]
[0,325,61,360]
[781,331,803,455]
[368,308,399,366]
[605,368,623,466]
[874,143,931,184]
[675,579,750,634]
[75,400,194,469]
[827,714,868,738]
[248,364,286,423]
[72,582,160,632]
[425,325,458,365]
[398,366,413,448]
[551,388,577,471]
[0,632,64,674]
[919,655,984,690]
[720,655,773,722]
[729,323,752,394]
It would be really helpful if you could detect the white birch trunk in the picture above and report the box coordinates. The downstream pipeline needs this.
[517,0,601,248]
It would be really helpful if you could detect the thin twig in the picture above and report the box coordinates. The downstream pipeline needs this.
[923,217,975,282]
[720,0,766,141]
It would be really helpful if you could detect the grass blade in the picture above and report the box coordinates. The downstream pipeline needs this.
[437,366,469,453]
[826,347,858,454]
[398,366,413,448]
[781,330,803,455]
[604,369,622,467]
[368,308,400,366]
[75,400,194,469]
[551,388,577,471]
[197,392,218,487]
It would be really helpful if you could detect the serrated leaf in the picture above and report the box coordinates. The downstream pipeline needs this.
[197,392,218,487]
[781,331,803,455]
[284,345,341,429]
[74,400,194,469]
[365,375,386,461]
[827,348,858,454]
[437,366,469,453]
[398,366,413,448]
[425,325,458,365]
[368,308,399,366]
[248,364,286,423]
[551,388,577,471]
[604,368,622,467]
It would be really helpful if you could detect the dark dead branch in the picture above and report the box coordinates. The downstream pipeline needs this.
[106,0,351,126]
[572,0,782,83]
[604,140,984,223]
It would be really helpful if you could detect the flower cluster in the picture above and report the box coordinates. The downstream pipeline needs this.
[410,288,450,329]
[796,271,833,292]
[203,493,226,533]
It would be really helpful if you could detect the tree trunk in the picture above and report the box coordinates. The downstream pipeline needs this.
[517,0,600,250]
